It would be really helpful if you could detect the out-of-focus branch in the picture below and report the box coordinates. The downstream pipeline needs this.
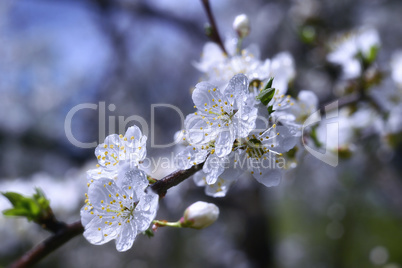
[9,164,203,268]
[319,93,361,115]
[200,0,227,54]
[9,221,84,268]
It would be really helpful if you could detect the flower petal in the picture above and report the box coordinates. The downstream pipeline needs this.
[115,222,137,252]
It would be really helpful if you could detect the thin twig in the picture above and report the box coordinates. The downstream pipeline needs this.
[9,164,203,268]
[200,0,227,55]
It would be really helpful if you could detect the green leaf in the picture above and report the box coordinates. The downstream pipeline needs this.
[143,228,154,238]
[257,87,276,106]
[366,45,379,65]
[267,105,275,115]
[3,208,31,217]
[264,77,274,90]
[2,188,50,222]
[1,192,25,207]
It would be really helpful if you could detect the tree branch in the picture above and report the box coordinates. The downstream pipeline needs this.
[200,0,227,54]
[8,163,203,268]
[9,221,84,268]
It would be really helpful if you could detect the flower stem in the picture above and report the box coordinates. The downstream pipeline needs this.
[200,0,227,55]
[153,220,182,228]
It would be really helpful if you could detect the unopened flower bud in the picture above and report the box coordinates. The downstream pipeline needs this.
[233,14,250,38]
[181,201,219,229]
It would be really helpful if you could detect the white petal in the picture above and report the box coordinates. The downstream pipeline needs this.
[192,81,224,115]
[214,129,235,157]
[135,189,159,232]
[80,205,95,227]
[117,165,148,200]
[253,169,282,187]
[223,74,248,101]
[233,105,258,138]
[83,215,120,245]
[185,113,215,144]
[115,222,137,252]
[175,146,208,170]
[193,171,207,186]
[298,90,318,111]
[95,134,122,169]
[204,177,234,198]
[88,178,121,211]
[203,154,228,184]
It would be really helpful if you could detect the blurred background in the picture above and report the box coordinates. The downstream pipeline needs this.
[1,0,402,267]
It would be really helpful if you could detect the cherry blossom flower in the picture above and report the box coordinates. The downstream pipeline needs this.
[176,74,258,169]
[88,126,147,181]
[327,28,380,79]
[81,164,158,252]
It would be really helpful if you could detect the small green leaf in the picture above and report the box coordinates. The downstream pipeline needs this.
[267,105,275,115]
[366,45,379,65]
[2,188,50,222]
[257,87,276,106]
[1,192,25,206]
[3,208,31,217]
[143,228,154,238]
[264,77,274,90]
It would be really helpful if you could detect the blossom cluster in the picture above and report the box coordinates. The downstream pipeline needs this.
[81,126,159,252]
[175,18,318,197]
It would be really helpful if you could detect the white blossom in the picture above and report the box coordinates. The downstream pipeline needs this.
[391,50,402,87]
[88,126,147,180]
[176,74,258,169]
[327,28,380,79]
[194,40,295,91]
[81,164,158,252]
